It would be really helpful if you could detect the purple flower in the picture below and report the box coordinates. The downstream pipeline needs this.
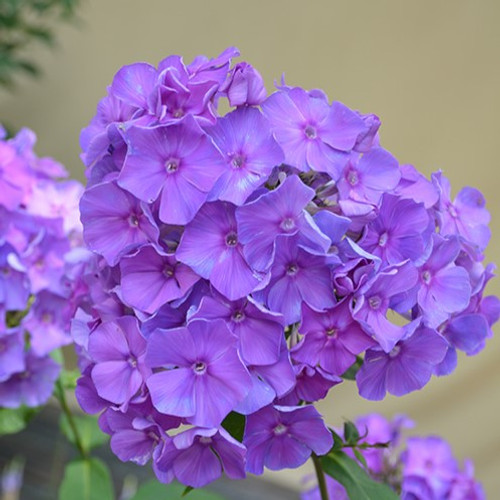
[0,328,25,382]
[80,181,159,266]
[262,87,366,177]
[353,261,418,352]
[88,316,149,406]
[255,235,336,324]
[417,236,472,328]
[0,352,60,408]
[356,326,448,400]
[244,404,333,474]
[191,294,284,366]
[146,319,251,427]
[156,427,246,488]
[0,244,29,311]
[177,201,265,300]
[361,194,431,266]
[236,174,330,271]
[224,62,267,107]
[118,119,226,224]
[120,244,200,314]
[292,301,375,376]
[207,107,284,205]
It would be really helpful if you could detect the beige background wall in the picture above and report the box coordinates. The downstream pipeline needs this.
[1,0,499,496]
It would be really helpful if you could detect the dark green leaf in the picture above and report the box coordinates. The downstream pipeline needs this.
[353,448,368,469]
[221,411,245,442]
[0,406,38,436]
[59,413,109,453]
[341,356,363,381]
[58,458,114,500]
[329,428,344,451]
[130,480,224,500]
[343,421,360,445]
[321,451,399,500]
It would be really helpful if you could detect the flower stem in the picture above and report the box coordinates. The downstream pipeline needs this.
[311,453,329,500]
[55,379,88,459]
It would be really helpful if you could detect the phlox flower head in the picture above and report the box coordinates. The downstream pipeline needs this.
[0,128,88,410]
[75,47,498,488]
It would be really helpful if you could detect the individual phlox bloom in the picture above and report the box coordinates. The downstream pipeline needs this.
[80,92,138,169]
[433,172,491,252]
[236,174,330,271]
[25,180,84,235]
[447,460,486,500]
[110,62,158,115]
[118,119,226,224]
[177,201,264,300]
[361,194,431,266]
[154,47,238,125]
[337,147,400,208]
[312,210,351,251]
[292,301,375,376]
[0,352,60,408]
[0,142,28,210]
[80,180,160,266]
[75,366,108,414]
[156,427,246,488]
[22,233,68,294]
[120,244,200,314]
[234,340,296,414]
[103,403,180,466]
[88,316,150,406]
[23,291,73,356]
[394,164,439,209]
[207,107,284,205]
[278,364,342,405]
[417,236,472,328]
[243,404,333,474]
[356,325,447,400]
[401,436,459,499]
[353,261,419,352]
[190,294,284,365]
[0,244,29,310]
[224,62,267,107]
[0,328,25,382]
[255,235,336,324]
[262,87,366,177]
[146,319,251,427]
[352,112,381,153]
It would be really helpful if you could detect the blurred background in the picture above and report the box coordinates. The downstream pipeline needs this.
[0,0,499,497]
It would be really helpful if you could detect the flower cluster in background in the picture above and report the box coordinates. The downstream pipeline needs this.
[75,47,499,487]
[302,413,485,500]
[0,127,87,409]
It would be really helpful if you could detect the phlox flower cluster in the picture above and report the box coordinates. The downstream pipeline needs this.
[75,47,499,487]
[0,127,87,408]
[302,413,485,500]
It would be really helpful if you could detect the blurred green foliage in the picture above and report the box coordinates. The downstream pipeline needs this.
[0,0,79,88]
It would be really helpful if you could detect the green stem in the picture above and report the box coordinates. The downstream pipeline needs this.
[55,379,87,459]
[311,453,329,500]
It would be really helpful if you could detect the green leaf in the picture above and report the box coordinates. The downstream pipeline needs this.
[0,406,38,436]
[58,458,114,500]
[353,448,368,469]
[341,356,363,381]
[343,420,360,445]
[59,413,109,453]
[221,411,245,442]
[130,480,224,500]
[329,428,344,451]
[183,486,194,496]
[321,451,399,500]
